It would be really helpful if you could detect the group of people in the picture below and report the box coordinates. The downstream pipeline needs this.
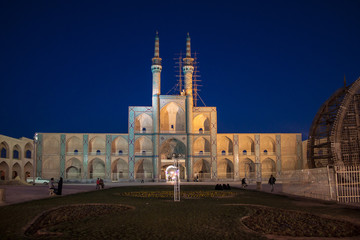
[48,177,63,196]
[215,184,231,190]
[96,178,105,189]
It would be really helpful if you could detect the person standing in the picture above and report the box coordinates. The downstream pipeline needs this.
[268,174,276,192]
[57,177,63,195]
[49,178,56,196]
[96,178,100,190]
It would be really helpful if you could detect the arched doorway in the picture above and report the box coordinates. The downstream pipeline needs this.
[262,158,276,178]
[193,159,211,180]
[12,163,21,179]
[111,158,128,181]
[135,159,153,180]
[66,158,82,179]
[0,161,9,180]
[88,158,105,179]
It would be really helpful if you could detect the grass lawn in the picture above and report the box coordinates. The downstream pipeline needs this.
[1,185,360,239]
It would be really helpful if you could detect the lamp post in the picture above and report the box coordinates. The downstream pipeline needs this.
[33,133,38,185]
[172,153,182,202]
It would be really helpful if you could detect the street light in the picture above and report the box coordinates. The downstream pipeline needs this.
[33,133,38,185]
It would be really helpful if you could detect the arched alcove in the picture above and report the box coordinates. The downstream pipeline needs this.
[135,159,153,180]
[240,158,255,179]
[112,136,128,155]
[66,136,83,154]
[160,138,186,160]
[160,102,185,132]
[193,137,210,155]
[193,159,211,180]
[66,158,82,179]
[111,158,128,180]
[262,158,276,178]
[218,158,234,179]
[193,114,210,133]
[217,136,233,155]
[135,136,153,155]
[135,113,153,133]
[88,158,105,179]
[89,137,106,155]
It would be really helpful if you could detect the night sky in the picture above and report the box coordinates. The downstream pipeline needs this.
[1,0,360,140]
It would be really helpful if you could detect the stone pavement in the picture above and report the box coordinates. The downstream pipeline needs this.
[0,181,283,206]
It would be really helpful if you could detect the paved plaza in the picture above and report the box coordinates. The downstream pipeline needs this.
[0,181,283,205]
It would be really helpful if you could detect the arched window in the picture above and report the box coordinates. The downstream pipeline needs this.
[26,150,31,158]
[142,128,146,133]
[199,128,203,134]
[199,151,203,155]
[264,150,268,155]
[171,125,174,129]
[243,150,247,155]
[13,150,19,159]
[221,150,226,155]
[1,148,7,158]
[74,149,79,155]
[96,150,101,155]
[142,150,146,155]
[119,150,123,155]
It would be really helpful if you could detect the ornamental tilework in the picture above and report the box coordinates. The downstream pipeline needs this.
[128,108,135,180]
[36,134,43,177]
[106,135,111,179]
[234,135,239,180]
[210,110,217,179]
[276,135,281,176]
[255,135,261,181]
[60,134,66,178]
[83,135,88,179]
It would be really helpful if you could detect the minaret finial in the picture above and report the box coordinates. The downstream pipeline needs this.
[186,32,191,58]
[154,31,160,58]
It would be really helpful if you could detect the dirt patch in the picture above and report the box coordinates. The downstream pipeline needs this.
[23,203,134,237]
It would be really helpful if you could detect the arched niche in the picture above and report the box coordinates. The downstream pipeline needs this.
[12,162,21,179]
[217,136,233,155]
[134,136,153,155]
[193,159,211,179]
[193,137,210,154]
[135,159,153,180]
[261,136,275,153]
[66,136,83,154]
[239,158,255,179]
[0,161,9,180]
[24,161,33,179]
[193,114,210,133]
[262,158,276,178]
[112,136,128,155]
[12,144,21,159]
[218,158,234,179]
[160,102,185,132]
[24,143,33,159]
[66,157,82,179]
[89,137,106,155]
[135,113,153,133]
[160,138,186,160]
[111,158,128,180]
[239,137,254,154]
[88,158,105,179]
[0,141,10,158]
[43,137,60,155]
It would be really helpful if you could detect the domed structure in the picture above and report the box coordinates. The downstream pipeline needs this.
[308,77,360,168]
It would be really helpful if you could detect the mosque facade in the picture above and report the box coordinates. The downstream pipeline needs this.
[0,34,303,182]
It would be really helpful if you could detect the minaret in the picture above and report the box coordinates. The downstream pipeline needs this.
[152,31,161,182]
[183,33,194,181]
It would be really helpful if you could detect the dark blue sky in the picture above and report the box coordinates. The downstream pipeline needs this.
[1,0,359,140]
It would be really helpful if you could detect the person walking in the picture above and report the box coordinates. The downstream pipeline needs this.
[268,174,276,192]
[49,178,56,196]
[241,178,247,188]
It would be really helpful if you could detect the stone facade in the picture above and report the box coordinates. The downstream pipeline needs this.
[0,34,302,182]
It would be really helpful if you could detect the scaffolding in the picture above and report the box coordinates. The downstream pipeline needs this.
[308,77,360,167]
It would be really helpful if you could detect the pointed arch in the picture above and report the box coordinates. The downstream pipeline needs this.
[89,136,106,155]
[262,158,276,178]
[193,137,210,154]
[0,141,10,158]
[261,136,275,153]
[217,136,233,155]
[88,158,105,179]
[24,161,33,180]
[218,158,234,179]
[0,161,9,180]
[193,159,211,179]
[24,142,33,159]
[160,138,186,160]
[111,158,128,180]
[160,102,185,132]
[135,159,153,179]
[135,136,153,155]
[135,113,153,133]
[193,114,210,133]
[66,157,82,179]
[12,144,21,159]
[66,136,83,154]
[112,136,128,155]
[239,136,254,154]
[12,162,21,179]
[239,158,255,179]
[43,136,60,155]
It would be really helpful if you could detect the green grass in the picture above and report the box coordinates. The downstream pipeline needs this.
[1,185,360,240]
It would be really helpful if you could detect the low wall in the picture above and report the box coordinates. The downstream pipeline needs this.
[280,167,336,201]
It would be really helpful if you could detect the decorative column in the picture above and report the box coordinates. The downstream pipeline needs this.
[128,108,135,181]
[106,135,111,180]
[183,33,194,181]
[60,134,66,179]
[255,135,261,188]
[36,134,43,177]
[233,135,239,181]
[296,134,302,170]
[276,135,281,176]
[210,108,217,180]
[151,32,162,182]
[83,135,88,180]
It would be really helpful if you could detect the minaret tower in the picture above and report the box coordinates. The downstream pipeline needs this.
[183,33,194,181]
[152,31,162,181]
